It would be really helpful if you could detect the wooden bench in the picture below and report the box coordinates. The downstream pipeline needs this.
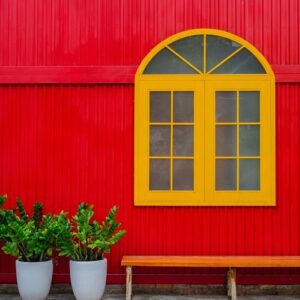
[121,256,300,300]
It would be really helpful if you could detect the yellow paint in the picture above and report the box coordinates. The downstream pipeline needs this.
[135,29,275,206]
[204,81,275,206]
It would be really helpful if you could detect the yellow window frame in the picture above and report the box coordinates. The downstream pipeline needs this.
[134,29,275,206]
[135,78,204,206]
[204,80,275,206]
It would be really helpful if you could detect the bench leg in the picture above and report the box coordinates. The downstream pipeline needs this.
[227,268,237,300]
[126,266,132,300]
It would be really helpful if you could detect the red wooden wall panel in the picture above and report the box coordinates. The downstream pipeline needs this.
[0,0,300,284]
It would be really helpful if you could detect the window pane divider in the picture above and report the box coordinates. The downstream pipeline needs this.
[203,34,207,73]
[170,92,174,191]
[207,46,244,74]
[237,92,240,191]
[216,122,260,125]
[165,46,202,74]
[216,156,260,159]
[150,122,194,125]
[150,156,194,159]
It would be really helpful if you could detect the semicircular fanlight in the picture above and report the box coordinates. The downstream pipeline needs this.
[143,34,267,74]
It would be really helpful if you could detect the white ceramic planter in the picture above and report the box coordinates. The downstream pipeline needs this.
[16,260,53,300]
[70,259,107,300]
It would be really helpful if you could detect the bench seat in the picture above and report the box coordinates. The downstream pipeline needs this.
[122,255,300,268]
[121,256,300,300]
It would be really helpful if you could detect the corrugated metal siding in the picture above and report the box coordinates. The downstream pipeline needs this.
[0,85,135,283]
[0,0,299,66]
[0,0,300,284]
[0,84,299,284]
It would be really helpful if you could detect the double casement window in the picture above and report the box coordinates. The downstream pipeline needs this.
[135,29,275,206]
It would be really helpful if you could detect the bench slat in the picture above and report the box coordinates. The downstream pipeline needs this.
[121,256,300,268]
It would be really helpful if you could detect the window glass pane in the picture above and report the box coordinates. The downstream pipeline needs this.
[169,35,203,72]
[239,91,260,122]
[173,126,194,156]
[144,48,198,74]
[173,159,194,190]
[216,159,237,190]
[174,91,194,122]
[211,48,266,74]
[240,159,260,190]
[216,125,237,156]
[150,125,170,156]
[206,35,241,71]
[216,91,237,122]
[150,159,170,190]
[239,125,260,156]
[150,92,171,122]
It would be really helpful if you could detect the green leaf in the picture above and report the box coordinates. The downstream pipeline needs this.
[32,202,43,228]
[16,198,29,223]
[56,203,126,261]
[0,194,8,208]
[0,196,62,262]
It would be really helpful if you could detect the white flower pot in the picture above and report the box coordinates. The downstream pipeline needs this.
[70,259,107,300]
[16,260,53,300]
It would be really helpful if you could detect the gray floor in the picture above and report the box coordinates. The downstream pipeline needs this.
[0,295,300,299]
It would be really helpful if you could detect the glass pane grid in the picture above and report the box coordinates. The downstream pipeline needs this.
[215,91,261,191]
[149,91,194,191]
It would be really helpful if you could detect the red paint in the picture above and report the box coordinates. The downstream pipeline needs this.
[0,65,299,84]
[0,0,300,285]
[0,66,136,84]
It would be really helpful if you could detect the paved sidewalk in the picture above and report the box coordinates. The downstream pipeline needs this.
[1,295,300,299]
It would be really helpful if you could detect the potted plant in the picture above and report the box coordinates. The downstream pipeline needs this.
[56,202,126,300]
[0,195,63,300]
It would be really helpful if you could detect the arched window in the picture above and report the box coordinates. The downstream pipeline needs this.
[135,29,275,206]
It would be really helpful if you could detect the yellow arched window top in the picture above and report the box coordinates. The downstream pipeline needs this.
[136,29,274,77]
[135,29,275,206]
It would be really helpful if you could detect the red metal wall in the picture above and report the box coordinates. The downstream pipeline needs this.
[0,0,300,284]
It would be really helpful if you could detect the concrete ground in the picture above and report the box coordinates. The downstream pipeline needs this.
[1,295,300,299]
[1,285,300,299]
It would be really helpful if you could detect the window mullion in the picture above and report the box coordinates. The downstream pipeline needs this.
[203,34,206,74]
[170,91,174,191]
[237,91,240,191]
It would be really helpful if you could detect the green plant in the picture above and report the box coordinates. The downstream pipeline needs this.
[0,195,64,262]
[0,194,6,207]
[0,194,8,242]
[56,203,126,261]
